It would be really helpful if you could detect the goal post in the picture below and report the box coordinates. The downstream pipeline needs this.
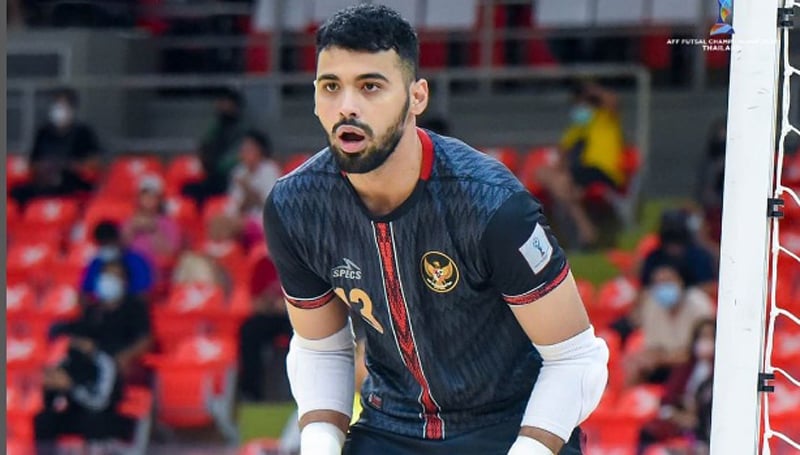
[710,0,782,453]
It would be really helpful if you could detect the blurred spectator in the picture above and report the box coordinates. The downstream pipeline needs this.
[122,174,183,286]
[36,260,152,453]
[238,253,291,401]
[81,221,154,303]
[32,87,103,183]
[537,80,624,247]
[172,250,231,294]
[182,88,249,208]
[696,118,727,245]
[626,261,715,385]
[640,209,718,296]
[637,319,716,454]
[210,129,280,249]
[9,88,101,207]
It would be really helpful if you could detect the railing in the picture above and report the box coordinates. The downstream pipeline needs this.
[6,64,650,201]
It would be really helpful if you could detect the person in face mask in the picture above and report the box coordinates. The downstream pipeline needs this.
[640,208,718,297]
[182,87,250,209]
[9,87,100,207]
[533,80,625,248]
[36,260,152,453]
[79,220,154,305]
[32,87,103,181]
[636,319,716,454]
[626,263,715,386]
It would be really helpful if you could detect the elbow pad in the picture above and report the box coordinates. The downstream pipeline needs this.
[286,320,356,420]
[521,326,609,442]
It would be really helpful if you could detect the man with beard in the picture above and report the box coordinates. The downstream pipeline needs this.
[263,5,608,455]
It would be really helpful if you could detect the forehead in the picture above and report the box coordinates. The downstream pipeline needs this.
[316,47,405,80]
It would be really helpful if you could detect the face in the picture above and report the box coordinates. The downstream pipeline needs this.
[49,96,74,128]
[138,190,160,212]
[314,47,428,174]
[239,138,263,168]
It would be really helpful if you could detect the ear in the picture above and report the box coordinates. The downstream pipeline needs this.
[409,79,429,116]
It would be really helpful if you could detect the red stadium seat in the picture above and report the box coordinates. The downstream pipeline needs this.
[165,154,205,196]
[7,335,49,384]
[6,154,31,190]
[54,241,97,287]
[165,196,201,246]
[78,197,135,242]
[145,335,238,441]
[40,284,81,325]
[519,146,559,197]
[153,282,229,348]
[480,146,521,175]
[591,276,638,329]
[7,198,21,238]
[7,242,57,288]
[104,155,164,198]
[202,195,231,223]
[7,382,43,443]
[7,284,38,321]
[116,386,155,454]
[23,197,80,230]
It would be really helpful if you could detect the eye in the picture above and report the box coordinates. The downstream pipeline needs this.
[362,82,381,93]
[322,82,339,93]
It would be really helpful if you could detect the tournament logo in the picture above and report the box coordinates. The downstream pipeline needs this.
[421,251,459,293]
[710,0,734,36]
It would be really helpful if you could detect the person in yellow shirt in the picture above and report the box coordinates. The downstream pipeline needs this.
[538,80,625,248]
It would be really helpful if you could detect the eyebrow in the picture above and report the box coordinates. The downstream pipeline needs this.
[316,73,390,83]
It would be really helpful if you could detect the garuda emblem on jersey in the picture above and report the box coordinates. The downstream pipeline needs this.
[421,251,459,293]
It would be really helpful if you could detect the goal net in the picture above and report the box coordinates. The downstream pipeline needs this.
[711,0,800,454]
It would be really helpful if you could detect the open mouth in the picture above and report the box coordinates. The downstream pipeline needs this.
[336,127,368,153]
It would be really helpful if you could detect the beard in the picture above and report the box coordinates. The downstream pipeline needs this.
[328,96,410,174]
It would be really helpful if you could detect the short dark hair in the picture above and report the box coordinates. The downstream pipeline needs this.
[243,129,273,159]
[93,220,121,244]
[51,87,79,108]
[316,4,419,82]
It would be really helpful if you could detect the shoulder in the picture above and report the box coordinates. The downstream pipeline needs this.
[427,131,526,202]
[269,148,338,202]
[685,288,714,312]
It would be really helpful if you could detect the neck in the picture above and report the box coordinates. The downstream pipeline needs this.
[346,126,422,217]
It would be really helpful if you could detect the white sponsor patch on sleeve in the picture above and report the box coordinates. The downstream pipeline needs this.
[519,223,553,274]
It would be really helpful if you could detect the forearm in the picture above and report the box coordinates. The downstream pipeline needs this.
[287,319,355,454]
[511,326,609,454]
[116,336,152,363]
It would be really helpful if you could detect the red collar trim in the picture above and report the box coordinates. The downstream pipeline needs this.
[417,127,434,181]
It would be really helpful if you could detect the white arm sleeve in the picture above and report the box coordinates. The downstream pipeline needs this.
[286,319,356,421]
[521,326,609,442]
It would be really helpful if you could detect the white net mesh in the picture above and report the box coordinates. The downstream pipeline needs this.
[762,5,800,453]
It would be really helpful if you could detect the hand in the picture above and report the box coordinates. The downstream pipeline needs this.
[70,337,95,355]
[44,368,73,390]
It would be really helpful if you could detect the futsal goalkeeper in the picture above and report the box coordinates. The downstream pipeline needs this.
[263,4,609,454]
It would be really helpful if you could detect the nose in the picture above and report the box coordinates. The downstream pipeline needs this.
[338,88,361,120]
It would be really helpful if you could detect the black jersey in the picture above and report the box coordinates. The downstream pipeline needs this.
[264,128,570,439]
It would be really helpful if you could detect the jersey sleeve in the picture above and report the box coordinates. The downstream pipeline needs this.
[263,190,335,309]
[481,191,570,306]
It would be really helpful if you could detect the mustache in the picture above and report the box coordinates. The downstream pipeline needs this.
[332,118,373,137]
